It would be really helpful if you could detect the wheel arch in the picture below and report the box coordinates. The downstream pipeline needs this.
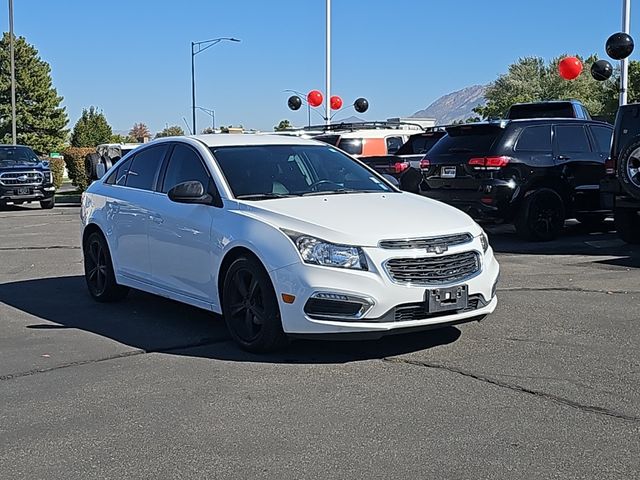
[217,246,265,310]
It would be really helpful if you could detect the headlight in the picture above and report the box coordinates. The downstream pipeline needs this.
[47,171,54,184]
[284,230,368,270]
[480,231,489,253]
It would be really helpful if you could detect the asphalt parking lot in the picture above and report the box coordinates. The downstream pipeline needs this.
[1,204,639,479]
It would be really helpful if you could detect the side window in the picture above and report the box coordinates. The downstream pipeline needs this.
[386,136,404,154]
[337,138,363,155]
[125,145,168,190]
[555,125,591,153]
[161,144,211,193]
[590,126,613,154]
[515,125,552,152]
[114,157,133,186]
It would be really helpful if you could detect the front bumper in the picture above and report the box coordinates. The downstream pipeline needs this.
[270,242,500,336]
[0,184,55,202]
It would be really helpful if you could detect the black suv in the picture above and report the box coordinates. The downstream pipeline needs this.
[0,145,56,209]
[421,118,613,241]
[600,103,640,243]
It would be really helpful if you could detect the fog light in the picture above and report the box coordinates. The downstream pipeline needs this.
[304,292,374,320]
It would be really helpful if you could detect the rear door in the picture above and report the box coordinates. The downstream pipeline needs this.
[553,123,602,211]
[423,123,506,190]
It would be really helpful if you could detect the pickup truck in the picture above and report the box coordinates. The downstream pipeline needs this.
[0,144,56,209]
[359,129,446,192]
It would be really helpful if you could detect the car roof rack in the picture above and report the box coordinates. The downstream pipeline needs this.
[303,121,426,132]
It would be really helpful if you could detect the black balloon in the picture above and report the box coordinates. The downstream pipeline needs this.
[354,97,369,113]
[287,95,302,110]
[606,32,635,60]
[591,59,614,81]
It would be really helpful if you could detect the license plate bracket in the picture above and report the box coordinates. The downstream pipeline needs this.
[426,285,468,313]
[16,187,30,195]
[441,166,456,178]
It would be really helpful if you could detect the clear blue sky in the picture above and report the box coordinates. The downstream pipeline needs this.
[1,0,637,133]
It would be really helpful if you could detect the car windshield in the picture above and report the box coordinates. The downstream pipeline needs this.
[396,134,443,155]
[211,144,394,199]
[0,146,40,167]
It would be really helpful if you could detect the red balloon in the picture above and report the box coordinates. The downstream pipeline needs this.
[307,90,323,107]
[330,95,343,110]
[558,56,583,80]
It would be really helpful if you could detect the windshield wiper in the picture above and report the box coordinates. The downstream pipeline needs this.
[301,189,381,197]
[235,193,297,200]
[448,147,473,152]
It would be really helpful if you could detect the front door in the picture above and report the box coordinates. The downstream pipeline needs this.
[147,143,221,306]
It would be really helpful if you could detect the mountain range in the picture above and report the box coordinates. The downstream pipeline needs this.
[411,84,488,125]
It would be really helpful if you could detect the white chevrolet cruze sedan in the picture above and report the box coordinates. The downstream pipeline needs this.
[80,135,499,351]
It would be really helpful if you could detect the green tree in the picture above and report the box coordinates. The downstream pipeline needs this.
[474,55,619,122]
[201,127,216,134]
[274,119,292,131]
[110,133,138,143]
[0,33,68,154]
[129,122,151,141]
[155,125,184,138]
[70,106,112,147]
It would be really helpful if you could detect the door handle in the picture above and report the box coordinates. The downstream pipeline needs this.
[149,214,164,224]
[556,155,571,160]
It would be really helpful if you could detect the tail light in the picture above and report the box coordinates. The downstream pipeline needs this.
[419,158,430,169]
[605,157,615,175]
[393,161,410,174]
[468,156,511,170]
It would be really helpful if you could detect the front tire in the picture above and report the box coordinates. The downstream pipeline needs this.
[614,207,640,244]
[222,256,287,352]
[515,188,565,241]
[83,231,129,302]
[40,197,55,209]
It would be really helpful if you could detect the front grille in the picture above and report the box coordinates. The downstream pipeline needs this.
[379,233,473,250]
[393,295,485,322]
[385,251,480,286]
[0,171,44,186]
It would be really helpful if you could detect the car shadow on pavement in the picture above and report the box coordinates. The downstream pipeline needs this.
[0,275,461,364]
[486,220,640,266]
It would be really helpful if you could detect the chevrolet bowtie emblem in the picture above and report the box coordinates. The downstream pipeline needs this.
[427,244,448,254]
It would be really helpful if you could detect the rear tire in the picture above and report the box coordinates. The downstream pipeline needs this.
[40,197,55,209]
[83,231,129,302]
[85,153,102,180]
[222,256,287,352]
[515,188,565,241]
[614,207,640,244]
[399,168,422,194]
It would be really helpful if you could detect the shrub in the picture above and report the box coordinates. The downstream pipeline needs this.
[48,157,65,189]
[62,147,94,192]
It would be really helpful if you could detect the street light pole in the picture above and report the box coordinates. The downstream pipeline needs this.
[620,0,631,106]
[325,0,331,126]
[195,107,216,131]
[9,0,17,144]
[190,37,240,134]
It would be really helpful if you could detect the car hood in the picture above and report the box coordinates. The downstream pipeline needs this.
[236,192,481,247]
[0,161,48,170]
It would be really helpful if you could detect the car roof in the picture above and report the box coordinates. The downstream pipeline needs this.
[190,134,322,148]
[317,129,415,139]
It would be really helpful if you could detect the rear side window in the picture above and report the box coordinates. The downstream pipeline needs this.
[337,138,363,155]
[429,126,503,156]
[161,144,211,193]
[396,134,443,155]
[386,136,404,154]
[125,145,169,190]
[515,125,552,152]
[590,126,613,154]
[313,134,340,146]
[508,103,574,119]
[555,125,591,153]
[108,157,133,186]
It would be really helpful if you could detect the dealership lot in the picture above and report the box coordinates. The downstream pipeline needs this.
[1,205,639,479]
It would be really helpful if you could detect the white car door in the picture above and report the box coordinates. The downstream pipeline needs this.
[147,143,222,306]
[102,144,169,283]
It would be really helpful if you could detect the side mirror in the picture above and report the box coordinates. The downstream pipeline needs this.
[382,174,400,187]
[167,181,214,205]
[95,163,106,179]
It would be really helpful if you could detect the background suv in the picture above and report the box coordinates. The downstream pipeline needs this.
[421,118,613,241]
[0,145,56,209]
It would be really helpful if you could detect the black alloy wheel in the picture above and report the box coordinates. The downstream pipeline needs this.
[83,231,129,302]
[222,256,287,352]
[515,188,565,241]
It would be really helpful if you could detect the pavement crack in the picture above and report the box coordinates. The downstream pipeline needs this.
[383,357,640,424]
[498,286,640,295]
[0,338,227,382]
[0,246,81,251]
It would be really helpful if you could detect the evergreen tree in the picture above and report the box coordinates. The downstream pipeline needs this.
[70,106,113,147]
[155,125,184,138]
[0,33,68,154]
